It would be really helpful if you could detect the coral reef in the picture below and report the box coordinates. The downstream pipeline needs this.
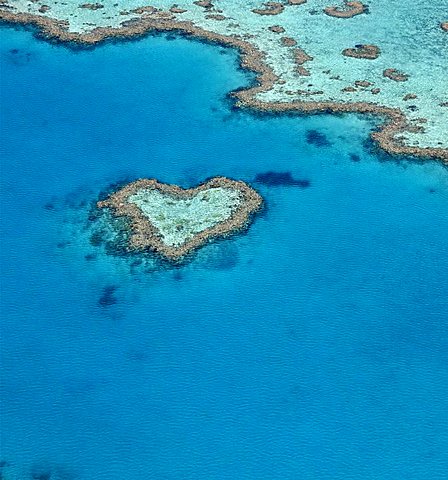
[0,1,446,162]
[97,177,263,260]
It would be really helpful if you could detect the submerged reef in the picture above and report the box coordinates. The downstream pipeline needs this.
[254,171,310,187]
[98,285,119,307]
[306,129,332,146]
[1,0,447,162]
[97,177,263,261]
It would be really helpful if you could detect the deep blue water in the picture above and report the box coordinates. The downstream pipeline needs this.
[1,27,448,480]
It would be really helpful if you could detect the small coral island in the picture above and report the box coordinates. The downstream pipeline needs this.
[97,177,263,260]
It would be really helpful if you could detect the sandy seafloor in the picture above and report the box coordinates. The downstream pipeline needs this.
[1,26,448,479]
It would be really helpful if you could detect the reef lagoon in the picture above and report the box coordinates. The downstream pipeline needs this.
[1,24,448,480]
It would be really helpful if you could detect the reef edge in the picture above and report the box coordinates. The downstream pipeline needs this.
[1,10,447,163]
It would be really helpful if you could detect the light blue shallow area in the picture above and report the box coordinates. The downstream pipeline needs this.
[1,27,448,480]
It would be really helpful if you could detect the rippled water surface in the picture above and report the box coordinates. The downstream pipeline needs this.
[1,27,448,479]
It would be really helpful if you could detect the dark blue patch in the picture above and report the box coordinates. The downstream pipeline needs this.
[5,48,31,66]
[98,285,118,307]
[0,460,11,478]
[64,192,87,210]
[43,202,56,211]
[305,129,331,147]
[350,153,361,162]
[29,463,75,480]
[173,270,184,281]
[89,231,104,247]
[30,464,51,480]
[254,171,310,188]
[127,346,151,364]
[87,207,103,223]
[205,244,239,270]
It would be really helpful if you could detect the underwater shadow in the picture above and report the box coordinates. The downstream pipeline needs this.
[253,171,310,188]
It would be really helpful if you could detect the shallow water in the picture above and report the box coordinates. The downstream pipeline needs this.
[1,27,448,480]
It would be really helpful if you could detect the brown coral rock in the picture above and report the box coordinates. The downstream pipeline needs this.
[354,80,372,88]
[205,14,227,20]
[383,68,409,82]
[293,47,313,76]
[296,66,311,76]
[281,36,297,46]
[342,44,380,60]
[170,5,187,13]
[324,1,366,18]
[79,3,104,10]
[297,89,324,95]
[294,47,313,65]
[194,0,213,9]
[268,25,285,33]
[441,22,448,32]
[253,2,285,16]
[131,6,158,14]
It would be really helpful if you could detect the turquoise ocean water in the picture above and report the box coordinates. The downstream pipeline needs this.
[1,27,448,479]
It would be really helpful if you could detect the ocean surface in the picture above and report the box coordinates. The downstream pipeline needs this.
[1,27,448,480]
